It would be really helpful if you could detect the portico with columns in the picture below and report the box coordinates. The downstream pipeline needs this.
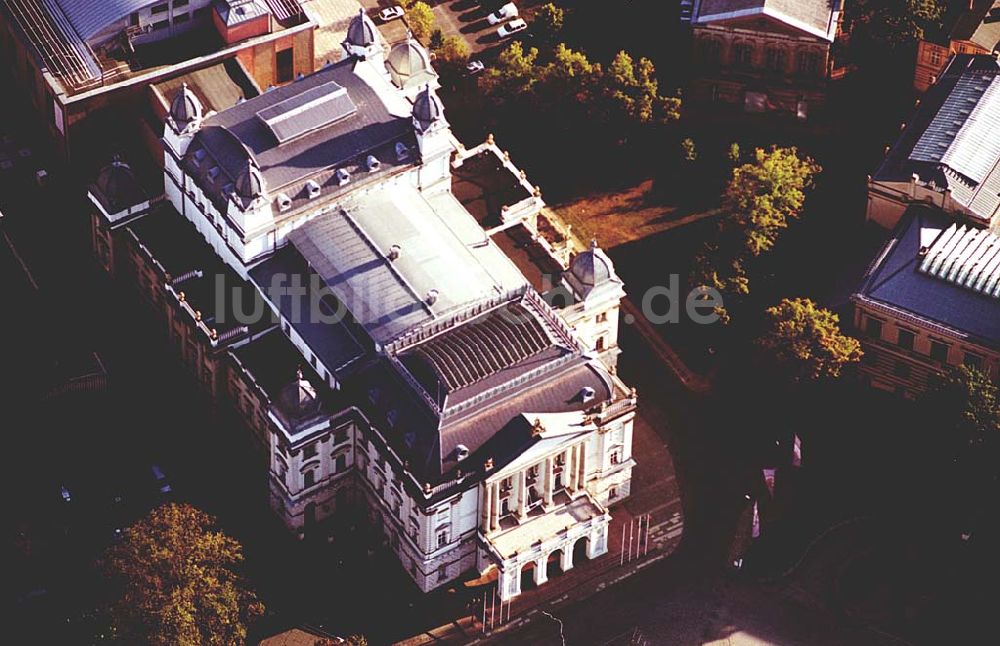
[476,413,621,600]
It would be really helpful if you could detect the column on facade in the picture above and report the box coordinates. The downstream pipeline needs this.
[533,554,548,585]
[544,456,554,506]
[568,445,578,491]
[560,544,574,572]
[482,482,492,532]
[577,442,587,492]
[517,470,528,519]
[491,481,500,531]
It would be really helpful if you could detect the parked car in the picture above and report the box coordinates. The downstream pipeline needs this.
[378,6,404,22]
[487,2,518,25]
[59,484,72,504]
[466,59,485,75]
[151,464,172,496]
[497,18,527,38]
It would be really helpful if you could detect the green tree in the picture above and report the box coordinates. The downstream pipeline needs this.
[724,146,820,257]
[535,3,565,41]
[600,50,681,125]
[692,147,819,320]
[925,366,1000,459]
[479,40,541,100]
[757,298,862,380]
[435,34,470,65]
[727,142,741,165]
[846,0,945,50]
[101,503,263,646]
[406,2,436,43]
[680,137,697,162]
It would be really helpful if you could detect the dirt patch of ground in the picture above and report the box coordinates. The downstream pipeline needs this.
[554,180,718,250]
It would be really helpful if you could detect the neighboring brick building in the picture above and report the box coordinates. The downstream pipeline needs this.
[913,0,1000,93]
[687,0,842,120]
[0,0,315,160]
[853,205,1000,399]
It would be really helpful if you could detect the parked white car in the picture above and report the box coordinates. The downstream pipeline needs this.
[497,18,527,38]
[378,6,404,22]
[466,59,485,75]
[487,3,518,25]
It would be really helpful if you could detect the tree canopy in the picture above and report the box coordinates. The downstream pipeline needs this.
[757,297,862,380]
[924,366,1000,461]
[846,0,945,50]
[100,503,263,646]
[479,42,679,131]
[535,3,565,41]
[692,147,820,320]
[406,2,436,43]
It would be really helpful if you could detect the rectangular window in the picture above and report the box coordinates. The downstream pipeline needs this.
[174,12,189,24]
[151,3,169,14]
[303,443,317,459]
[865,317,883,340]
[129,12,140,27]
[596,312,608,324]
[610,450,620,465]
[609,486,617,500]
[437,529,449,548]
[893,361,911,379]
[438,564,447,581]
[303,470,315,488]
[152,20,169,31]
[333,428,349,445]
[335,454,347,473]
[897,329,915,351]
[964,352,984,371]
[930,340,949,362]
[174,0,190,6]
[277,48,294,84]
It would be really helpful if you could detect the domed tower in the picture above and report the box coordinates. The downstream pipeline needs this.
[385,32,438,97]
[561,240,625,366]
[234,158,266,206]
[411,84,452,188]
[164,83,204,166]
[343,9,382,62]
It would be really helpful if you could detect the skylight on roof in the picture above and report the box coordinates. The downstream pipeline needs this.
[919,223,1000,297]
[256,81,358,144]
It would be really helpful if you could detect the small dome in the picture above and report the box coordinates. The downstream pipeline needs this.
[235,159,265,200]
[92,156,147,213]
[412,84,445,132]
[386,36,433,88]
[169,83,203,129]
[346,9,378,48]
[569,240,613,292]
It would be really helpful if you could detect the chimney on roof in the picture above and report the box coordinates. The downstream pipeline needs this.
[388,244,401,261]
[426,289,439,305]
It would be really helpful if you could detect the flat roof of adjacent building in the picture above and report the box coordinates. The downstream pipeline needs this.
[854,205,1000,348]
[153,58,259,116]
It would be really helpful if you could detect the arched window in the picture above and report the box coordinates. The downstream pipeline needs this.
[797,50,821,76]
[733,42,753,68]
[700,38,722,65]
[766,47,787,72]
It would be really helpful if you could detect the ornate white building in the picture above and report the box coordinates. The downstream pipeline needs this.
[153,13,637,599]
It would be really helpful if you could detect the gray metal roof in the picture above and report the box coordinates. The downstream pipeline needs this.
[256,81,358,144]
[875,55,1000,222]
[52,0,149,41]
[284,185,528,345]
[184,59,414,210]
[910,64,1000,184]
[693,0,840,40]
